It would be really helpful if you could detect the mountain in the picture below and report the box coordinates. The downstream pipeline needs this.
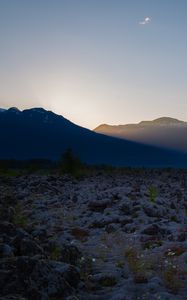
[94,117,187,153]
[0,108,7,112]
[0,108,186,167]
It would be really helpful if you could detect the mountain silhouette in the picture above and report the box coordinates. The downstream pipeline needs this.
[0,108,186,167]
[94,117,187,153]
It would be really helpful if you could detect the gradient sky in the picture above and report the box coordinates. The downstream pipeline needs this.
[0,0,187,129]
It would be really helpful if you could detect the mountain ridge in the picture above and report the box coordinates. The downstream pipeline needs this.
[94,117,187,153]
[94,117,186,130]
[0,107,186,167]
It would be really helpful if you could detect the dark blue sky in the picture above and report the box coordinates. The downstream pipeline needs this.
[0,0,187,128]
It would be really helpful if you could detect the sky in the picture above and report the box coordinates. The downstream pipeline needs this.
[0,0,187,129]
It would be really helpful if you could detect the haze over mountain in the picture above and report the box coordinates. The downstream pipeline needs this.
[0,108,186,167]
[94,117,187,153]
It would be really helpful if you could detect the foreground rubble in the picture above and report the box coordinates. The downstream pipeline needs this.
[0,169,187,299]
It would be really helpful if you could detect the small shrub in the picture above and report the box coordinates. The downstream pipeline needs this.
[13,204,28,227]
[170,215,178,223]
[165,246,185,257]
[59,148,85,177]
[79,256,93,287]
[116,261,125,269]
[148,185,158,202]
[143,237,162,250]
[162,266,182,294]
[49,245,61,260]
[100,276,117,287]
[125,247,144,274]
[124,246,156,278]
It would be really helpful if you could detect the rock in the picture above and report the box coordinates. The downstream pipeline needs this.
[89,216,119,228]
[119,217,133,225]
[142,224,170,236]
[140,236,162,249]
[0,222,16,237]
[133,274,148,284]
[0,244,14,258]
[88,199,112,212]
[105,223,118,233]
[55,262,80,288]
[31,228,47,241]
[89,273,117,287]
[170,202,177,210]
[148,276,163,293]
[123,224,136,233]
[177,232,186,242]
[143,204,164,218]
[164,244,186,256]
[66,297,80,300]
[0,170,187,299]
[47,243,82,266]
[0,206,15,222]
[0,256,80,299]
[157,292,178,300]
[0,296,26,300]
[60,244,82,265]
[12,237,44,257]
[119,203,132,215]
[70,227,90,241]
[15,228,30,239]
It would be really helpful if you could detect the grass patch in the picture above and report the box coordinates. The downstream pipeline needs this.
[148,185,158,202]
[12,204,28,227]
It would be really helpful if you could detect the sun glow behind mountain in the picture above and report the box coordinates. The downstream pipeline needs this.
[0,1,187,128]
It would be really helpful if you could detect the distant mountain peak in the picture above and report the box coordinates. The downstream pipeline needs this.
[154,117,181,122]
[94,124,109,130]
[139,117,184,126]
[7,107,21,115]
[25,107,47,113]
[6,107,51,114]
[8,107,21,113]
[94,116,187,154]
[95,117,185,131]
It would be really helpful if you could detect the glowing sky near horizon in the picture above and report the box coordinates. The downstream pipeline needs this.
[0,0,187,129]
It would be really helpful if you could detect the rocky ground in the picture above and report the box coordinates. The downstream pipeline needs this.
[0,169,187,300]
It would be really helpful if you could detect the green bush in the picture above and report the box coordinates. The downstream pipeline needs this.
[148,185,158,202]
[59,148,84,177]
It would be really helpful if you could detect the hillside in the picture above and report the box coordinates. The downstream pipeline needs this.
[94,117,187,153]
[0,108,186,167]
